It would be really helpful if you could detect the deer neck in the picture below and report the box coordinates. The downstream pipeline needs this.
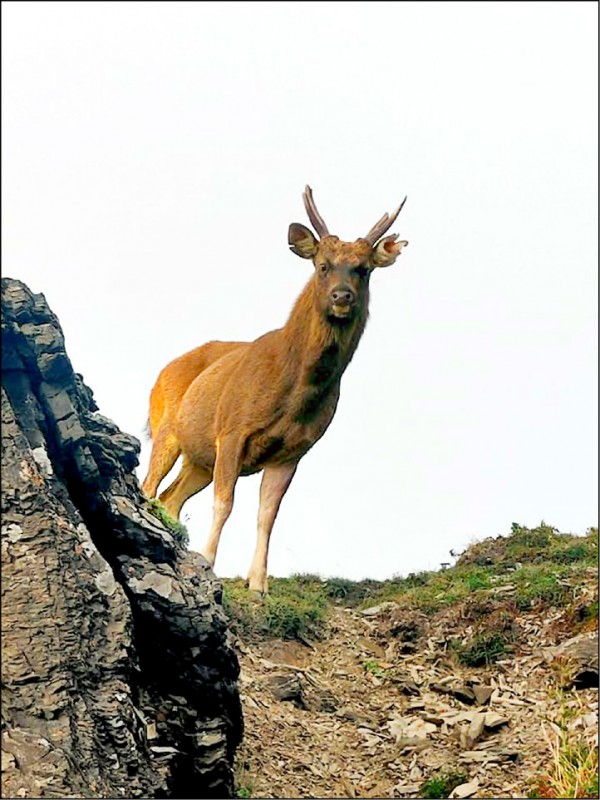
[282,277,369,399]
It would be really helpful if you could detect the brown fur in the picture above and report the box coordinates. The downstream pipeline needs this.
[142,341,247,498]
[141,190,408,592]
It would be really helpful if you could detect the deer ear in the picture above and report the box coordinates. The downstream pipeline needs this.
[370,235,408,268]
[288,223,318,259]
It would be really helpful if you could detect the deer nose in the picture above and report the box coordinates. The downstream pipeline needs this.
[330,287,355,306]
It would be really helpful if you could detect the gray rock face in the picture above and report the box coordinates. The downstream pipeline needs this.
[1,278,242,798]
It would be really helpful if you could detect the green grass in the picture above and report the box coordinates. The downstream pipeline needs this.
[222,574,328,640]
[453,631,509,666]
[353,524,596,615]
[581,599,598,623]
[219,524,597,643]
[512,565,569,610]
[420,770,468,798]
[349,566,495,616]
[507,523,598,567]
[146,498,189,546]
[363,659,385,677]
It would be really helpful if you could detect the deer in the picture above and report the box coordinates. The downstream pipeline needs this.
[142,186,408,593]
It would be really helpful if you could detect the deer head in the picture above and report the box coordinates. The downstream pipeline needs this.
[288,186,408,321]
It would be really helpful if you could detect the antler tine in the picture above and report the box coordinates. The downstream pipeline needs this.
[302,185,330,239]
[364,195,407,245]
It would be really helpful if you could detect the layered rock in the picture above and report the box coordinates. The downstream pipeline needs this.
[1,278,242,799]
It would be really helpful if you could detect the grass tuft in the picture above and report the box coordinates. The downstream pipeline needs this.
[222,574,328,640]
[420,769,469,798]
[453,631,509,666]
[529,729,598,798]
[146,498,189,546]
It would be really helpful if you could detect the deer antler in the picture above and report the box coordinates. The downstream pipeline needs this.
[303,185,330,239]
[364,196,407,245]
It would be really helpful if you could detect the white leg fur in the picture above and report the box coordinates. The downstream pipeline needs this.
[247,462,298,594]
[201,496,233,567]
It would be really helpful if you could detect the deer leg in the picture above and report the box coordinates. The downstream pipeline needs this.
[158,457,212,520]
[200,435,244,568]
[247,461,298,595]
[142,427,181,499]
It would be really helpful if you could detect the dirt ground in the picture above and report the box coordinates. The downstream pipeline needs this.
[232,576,598,799]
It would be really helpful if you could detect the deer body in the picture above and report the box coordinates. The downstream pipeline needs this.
[143,188,408,593]
[175,277,367,476]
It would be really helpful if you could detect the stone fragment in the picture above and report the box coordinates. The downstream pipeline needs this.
[466,712,486,747]
[484,711,509,729]
[266,673,306,707]
[472,684,493,706]
[361,601,400,616]
[449,779,480,798]
[430,682,476,705]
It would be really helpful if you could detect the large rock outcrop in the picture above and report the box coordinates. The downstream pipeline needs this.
[1,278,243,799]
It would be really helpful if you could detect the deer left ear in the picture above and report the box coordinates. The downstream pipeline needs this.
[370,235,408,268]
[288,223,319,259]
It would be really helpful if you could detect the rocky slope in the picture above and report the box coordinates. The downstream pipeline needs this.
[225,530,598,799]
[1,278,242,799]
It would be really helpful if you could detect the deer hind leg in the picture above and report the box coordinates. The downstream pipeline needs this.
[247,461,298,595]
[158,456,212,520]
[200,434,244,569]
[142,427,181,499]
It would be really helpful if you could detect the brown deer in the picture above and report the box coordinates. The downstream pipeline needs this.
[142,187,408,593]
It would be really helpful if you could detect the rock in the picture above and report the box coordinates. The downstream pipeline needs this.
[385,614,425,652]
[483,711,509,729]
[466,712,486,747]
[389,716,437,742]
[430,682,477,705]
[392,783,421,796]
[261,640,310,668]
[391,678,421,695]
[355,635,387,658]
[336,707,378,727]
[546,633,599,688]
[460,748,520,764]
[305,687,338,713]
[472,684,494,706]
[266,673,306,707]
[449,779,480,798]
[396,737,432,752]
[361,601,400,616]
[1,279,242,799]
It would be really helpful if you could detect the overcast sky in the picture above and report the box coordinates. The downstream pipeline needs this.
[3,2,597,581]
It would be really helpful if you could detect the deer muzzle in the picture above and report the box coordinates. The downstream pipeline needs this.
[329,286,356,318]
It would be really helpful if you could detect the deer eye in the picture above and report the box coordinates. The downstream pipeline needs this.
[318,262,328,274]
[355,266,369,278]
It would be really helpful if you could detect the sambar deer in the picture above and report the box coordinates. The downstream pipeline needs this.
[142,187,408,593]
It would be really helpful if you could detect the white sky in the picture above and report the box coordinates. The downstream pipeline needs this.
[2,1,597,581]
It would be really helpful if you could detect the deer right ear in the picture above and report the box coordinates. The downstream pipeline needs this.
[371,235,408,268]
[288,224,318,259]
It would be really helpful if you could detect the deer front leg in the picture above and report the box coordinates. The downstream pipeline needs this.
[200,434,244,568]
[247,461,298,595]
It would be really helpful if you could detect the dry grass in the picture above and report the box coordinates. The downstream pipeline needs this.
[530,691,598,799]
[531,729,598,798]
